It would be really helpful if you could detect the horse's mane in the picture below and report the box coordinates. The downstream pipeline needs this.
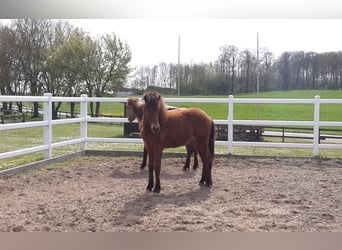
[143,91,168,124]
[127,97,144,121]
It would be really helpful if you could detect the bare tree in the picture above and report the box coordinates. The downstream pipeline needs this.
[303,51,318,89]
[278,52,291,90]
[0,24,31,112]
[240,49,254,93]
[13,19,52,117]
[132,65,150,90]
[216,45,239,94]
[259,47,275,91]
[0,25,16,96]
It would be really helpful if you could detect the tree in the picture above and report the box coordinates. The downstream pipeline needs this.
[43,24,90,118]
[13,19,52,117]
[156,62,170,89]
[259,47,276,91]
[0,25,16,96]
[0,24,30,112]
[216,45,239,94]
[0,25,15,110]
[132,65,151,90]
[290,51,306,89]
[240,49,256,93]
[82,33,132,117]
[278,52,291,90]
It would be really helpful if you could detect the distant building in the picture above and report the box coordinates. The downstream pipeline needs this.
[115,91,134,96]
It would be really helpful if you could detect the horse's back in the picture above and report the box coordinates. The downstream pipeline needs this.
[160,108,212,148]
[173,108,211,128]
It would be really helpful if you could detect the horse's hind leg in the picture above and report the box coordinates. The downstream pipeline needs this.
[193,151,199,169]
[203,150,213,187]
[184,145,198,170]
[195,144,213,187]
[201,161,212,187]
[205,161,213,187]
[183,145,192,171]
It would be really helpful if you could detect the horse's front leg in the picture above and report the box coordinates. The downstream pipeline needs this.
[146,149,154,192]
[153,149,162,193]
[147,166,154,192]
[140,145,147,169]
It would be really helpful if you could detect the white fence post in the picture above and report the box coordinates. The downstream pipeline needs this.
[43,93,52,159]
[313,95,320,157]
[80,94,88,151]
[228,95,234,155]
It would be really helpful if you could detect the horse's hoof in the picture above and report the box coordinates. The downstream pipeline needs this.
[182,166,189,171]
[153,188,160,193]
[146,186,153,192]
[199,180,212,187]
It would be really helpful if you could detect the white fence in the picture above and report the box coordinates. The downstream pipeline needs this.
[1,93,342,162]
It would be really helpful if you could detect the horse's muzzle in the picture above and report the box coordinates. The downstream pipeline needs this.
[151,125,160,134]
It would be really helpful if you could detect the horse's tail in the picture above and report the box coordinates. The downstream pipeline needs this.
[208,120,215,158]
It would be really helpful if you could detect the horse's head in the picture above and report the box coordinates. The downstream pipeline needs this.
[126,97,143,122]
[142,91,165,134]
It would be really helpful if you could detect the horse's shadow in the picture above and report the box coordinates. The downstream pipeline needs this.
[113,186,211,229]
[110,164,198,180]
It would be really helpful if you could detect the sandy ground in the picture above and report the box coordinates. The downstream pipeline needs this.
[0,155,341,232]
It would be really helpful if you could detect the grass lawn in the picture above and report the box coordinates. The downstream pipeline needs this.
[168,90,342,121]
[27,89,342,121]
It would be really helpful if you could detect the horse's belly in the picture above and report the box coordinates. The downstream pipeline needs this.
[161,132,190,149]
[163,140,188,149]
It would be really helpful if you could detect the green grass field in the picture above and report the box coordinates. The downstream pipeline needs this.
[53,90,342,121]
[38,90,342,124]
[1,90,342,170]
[167,90,342,121]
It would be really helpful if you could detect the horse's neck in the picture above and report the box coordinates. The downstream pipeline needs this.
[134,103,144,121]
[159,104,168,124]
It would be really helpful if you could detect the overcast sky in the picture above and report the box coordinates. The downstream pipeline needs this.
[67,19,342,67]
[2,18,342,67]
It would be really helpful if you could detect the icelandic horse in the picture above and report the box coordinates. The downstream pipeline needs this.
[126,97,198,170]
[140,91,215,193]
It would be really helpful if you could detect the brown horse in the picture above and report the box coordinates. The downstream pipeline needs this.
[126,97,198,170]
[141,91,215,193]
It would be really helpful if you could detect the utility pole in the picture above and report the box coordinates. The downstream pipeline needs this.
[256,32,260,119]
[257,32,260,96]
[177,36,180,96]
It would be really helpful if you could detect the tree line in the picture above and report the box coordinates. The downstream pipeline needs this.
[132,46,342,95]
[1,20,342,119]
[0,19,132,118]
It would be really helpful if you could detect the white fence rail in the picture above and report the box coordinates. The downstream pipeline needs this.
[1,93,342,162]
